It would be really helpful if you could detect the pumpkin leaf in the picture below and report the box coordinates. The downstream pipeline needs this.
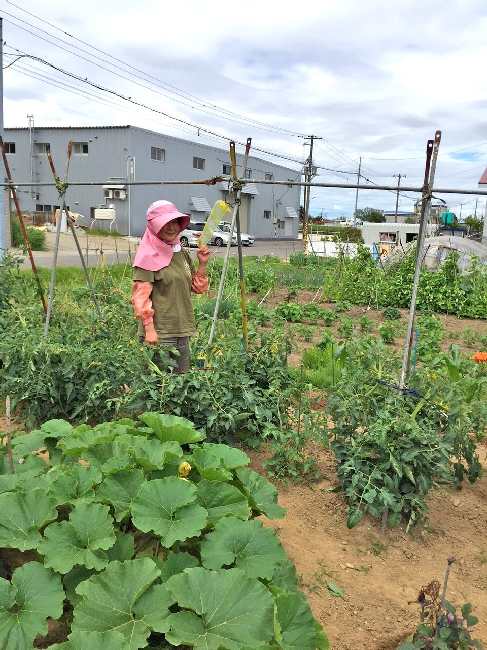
[165,567,274,650]
[0,562,65,650]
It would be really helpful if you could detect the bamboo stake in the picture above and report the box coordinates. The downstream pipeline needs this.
[399,131,441,390]
[0,137,47,314]
[5,396,14,474]
[44,142,101,337]
[208,139,252,347]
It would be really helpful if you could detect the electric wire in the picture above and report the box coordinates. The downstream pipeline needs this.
[1,6,308,138]
[5,50,307,166]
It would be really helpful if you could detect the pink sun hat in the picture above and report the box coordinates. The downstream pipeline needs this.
[133,200,191,271]
[146,200,190,235]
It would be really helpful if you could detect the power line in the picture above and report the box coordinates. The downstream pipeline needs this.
[5,49,307,166]
[1,6,307,138]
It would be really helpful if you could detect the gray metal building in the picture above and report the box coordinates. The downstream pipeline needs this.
[4,125,301,238]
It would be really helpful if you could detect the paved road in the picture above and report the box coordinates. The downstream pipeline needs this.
[14,231,303,269]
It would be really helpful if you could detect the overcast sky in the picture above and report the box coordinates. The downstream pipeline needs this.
[2,0,487,219]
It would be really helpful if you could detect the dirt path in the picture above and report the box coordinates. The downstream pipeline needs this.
[250,440,487,650]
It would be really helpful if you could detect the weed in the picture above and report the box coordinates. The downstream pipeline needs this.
[358,315,375,332]
[378,323,396,343]
[368,534,389,557]
[383,306,402,320]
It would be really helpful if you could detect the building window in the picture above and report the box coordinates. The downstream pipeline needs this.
[35,204,52,212]
[222,163,232,175]
[4,142,15,154]
[277,220,285,229]
[73,142,89,155]
[193,157,205,170]
[265,172,274,181]
[244,169,252,179]
[151,147,165,162]
[34,143,50,154]
[263,210,271,219]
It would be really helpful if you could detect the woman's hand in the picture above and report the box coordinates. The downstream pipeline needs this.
[196,246,211,265]
[196,246,210,277]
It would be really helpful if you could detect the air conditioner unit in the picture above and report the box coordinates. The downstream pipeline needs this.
[104,189,114,199]
[113,189,126,200]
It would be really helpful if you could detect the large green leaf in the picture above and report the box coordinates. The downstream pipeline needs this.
[39,419,76,437]
[235,468,286,519]
[165,567,274,650]
[49,465,102,506]
[38,502,116,573]
[128,438,182,472]
[94,469,146,521]
[131,476,208,547]
[274,593,318,650]
[57,428,117,456]
[158,552,200,582]
[201,517,286,580]
[195,480,250,526]
[10,431,47,457]
[138,412,206,443]
[191,448,233,481]
[73,558,172,649]
[0,561,65,650]
[269,560,303,598]
[50,630,131,650]
[81,442,133,474]
[199,443,250,469]
[0,488,57,551]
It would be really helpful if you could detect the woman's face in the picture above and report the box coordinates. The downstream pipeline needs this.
[156,218,180,243]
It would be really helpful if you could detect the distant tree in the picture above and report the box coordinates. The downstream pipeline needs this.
[334,226,364,244]
[464,215,484,233]
[356,207,385,223]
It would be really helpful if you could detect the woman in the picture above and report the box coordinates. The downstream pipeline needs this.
[131,200,210,373]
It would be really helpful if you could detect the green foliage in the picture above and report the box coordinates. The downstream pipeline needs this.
[300,340,342,389]
[356,207,385,223]
[274,302,304,323]
[333,226,364,244]
[11,218,47,251]
[264,371,329,485]
[383,306,402,320]
[397,579,484,650]
[0,413,328,650]
[0,265,294,444]
[325,338,486,530]
[464,215,483,233]
[378,323,396,343]
[358,315,375,332]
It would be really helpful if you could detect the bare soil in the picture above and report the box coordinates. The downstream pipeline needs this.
[249,439,487,650]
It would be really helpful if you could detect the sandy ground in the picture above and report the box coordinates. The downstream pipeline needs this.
[249,440,487,650]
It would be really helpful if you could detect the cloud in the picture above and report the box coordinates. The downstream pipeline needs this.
[3,0,487,217]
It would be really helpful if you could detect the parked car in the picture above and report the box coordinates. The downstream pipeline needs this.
[218,222,254,246]
[179,222,205,247]
[209,225,237,247]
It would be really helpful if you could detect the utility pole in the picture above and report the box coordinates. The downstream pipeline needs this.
[393,174,405,223]
[0,19,6,260]
[353,156,362,227]
[302,135,321,253]
[474,198,478,218]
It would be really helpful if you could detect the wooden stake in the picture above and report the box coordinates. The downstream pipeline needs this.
[5,396,14,474]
